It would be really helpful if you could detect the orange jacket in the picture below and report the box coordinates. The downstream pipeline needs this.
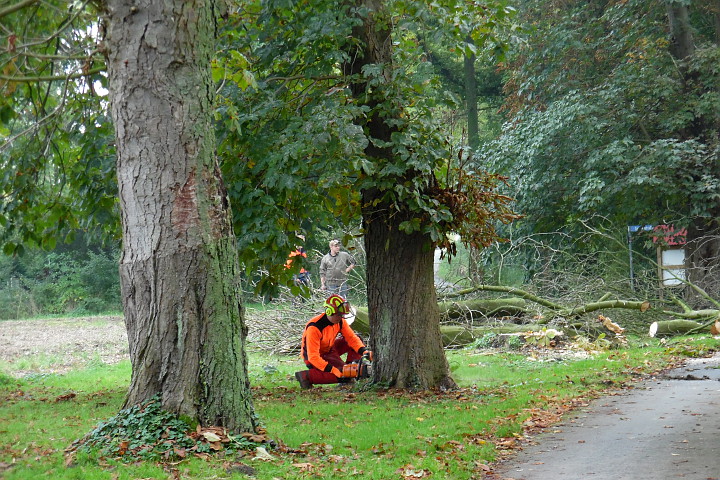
[300,313,366,377]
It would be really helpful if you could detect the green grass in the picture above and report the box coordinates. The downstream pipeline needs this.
[1,336,718,479]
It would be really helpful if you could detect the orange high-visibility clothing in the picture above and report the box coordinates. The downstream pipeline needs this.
[300,313,366,377]
[285,249,308,273]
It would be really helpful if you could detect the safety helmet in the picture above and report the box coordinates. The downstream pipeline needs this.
[325,294,350,317]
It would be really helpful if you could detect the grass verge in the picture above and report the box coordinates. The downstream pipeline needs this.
[0,336,718,479]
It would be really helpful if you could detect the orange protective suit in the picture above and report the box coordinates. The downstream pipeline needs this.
[300,312,367,384]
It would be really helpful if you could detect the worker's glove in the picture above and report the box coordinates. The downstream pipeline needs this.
[362,350,373,362]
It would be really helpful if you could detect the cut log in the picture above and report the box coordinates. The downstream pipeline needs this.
[649,319,704,337]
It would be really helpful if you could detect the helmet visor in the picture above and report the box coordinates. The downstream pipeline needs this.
[343,305,356,324]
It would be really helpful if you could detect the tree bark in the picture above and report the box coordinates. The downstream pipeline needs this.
[666,2,694,60]
[464,36,479,151]
[102,0,256,432]
[365,226,456,389]
[344,0,455,389]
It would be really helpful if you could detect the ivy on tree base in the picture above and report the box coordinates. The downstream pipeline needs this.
[66,395,269,463]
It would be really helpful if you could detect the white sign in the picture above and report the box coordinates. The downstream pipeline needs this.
[661,248,685,286]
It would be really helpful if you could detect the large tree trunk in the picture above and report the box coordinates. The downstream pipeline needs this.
[344,0,455,389]
[365,223,456,389]
[666,2,694,60]
[464,37,479,151]
[103,0,256,432]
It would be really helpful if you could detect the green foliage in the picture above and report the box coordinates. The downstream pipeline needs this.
[469,333,497,349]
[0,2,118,253]
[0,244,121,319]
[215,0,521,294]
[75,395,203,461]
[215,0,364,294]
[485,0,720,237]
[0,371,15,386]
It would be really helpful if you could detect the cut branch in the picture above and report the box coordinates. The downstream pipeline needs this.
[442,284,562,309]
[0,0,39,19]
[562,299,651,317]
[0,67,104,83]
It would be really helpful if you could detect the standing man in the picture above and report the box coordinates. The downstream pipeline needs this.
[319,239,355,299]
[295,294,371,389]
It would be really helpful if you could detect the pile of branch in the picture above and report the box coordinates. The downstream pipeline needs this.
[245,302,311,355]
[352,287,643,348]
[245,281,720,354]
[442,285,650,318]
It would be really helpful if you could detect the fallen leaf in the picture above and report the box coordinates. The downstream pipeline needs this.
[117,440,129,456]
[253,446,274,461]
[202,431,222,442]
[292,462,314,472]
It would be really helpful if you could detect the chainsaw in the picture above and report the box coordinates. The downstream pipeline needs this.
[341,351,373,379]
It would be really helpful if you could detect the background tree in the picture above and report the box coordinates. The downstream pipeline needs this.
[406,1,517,283]
[485,0,720,302]
[220,0,518,388]
[1,0,257,431]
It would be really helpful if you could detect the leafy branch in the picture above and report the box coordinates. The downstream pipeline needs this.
[0,66,104,83]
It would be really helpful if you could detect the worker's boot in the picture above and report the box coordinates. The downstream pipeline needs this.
[295,370,311,389]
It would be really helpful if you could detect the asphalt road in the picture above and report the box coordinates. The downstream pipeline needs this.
[490,355,720,480]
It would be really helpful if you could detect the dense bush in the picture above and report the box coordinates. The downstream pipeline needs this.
[0,245,121,320]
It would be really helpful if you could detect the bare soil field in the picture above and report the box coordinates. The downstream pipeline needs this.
[0,316,129,377]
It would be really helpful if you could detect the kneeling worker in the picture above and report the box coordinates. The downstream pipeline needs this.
[295,294,372,389]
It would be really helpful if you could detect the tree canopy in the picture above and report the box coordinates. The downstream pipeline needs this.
[0,0,115,254]
[217,0,518,290]
[485,0,720,237]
